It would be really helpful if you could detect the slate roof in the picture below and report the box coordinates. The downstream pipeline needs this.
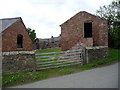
[0,17,21,33]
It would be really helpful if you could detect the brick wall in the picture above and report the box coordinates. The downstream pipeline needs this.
[60,11,108,51]
[2,20,33,52]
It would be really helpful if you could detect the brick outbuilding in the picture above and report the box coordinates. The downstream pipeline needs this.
[0,17,33,52]
[60,11,108,51]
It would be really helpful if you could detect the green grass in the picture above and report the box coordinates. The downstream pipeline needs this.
[35,47,61,61]
[35,47,62,70]
[2,71,49,87]
[35,47,61,53]
[2,48,119,88]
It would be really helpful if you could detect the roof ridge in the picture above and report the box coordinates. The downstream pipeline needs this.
[0,17,21,20]
[60,11,106,26]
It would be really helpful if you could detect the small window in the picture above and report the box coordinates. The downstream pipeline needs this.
[84,22,92,38]
[17,34,23,48]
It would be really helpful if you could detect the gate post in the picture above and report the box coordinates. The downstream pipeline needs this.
[82,48,88,65]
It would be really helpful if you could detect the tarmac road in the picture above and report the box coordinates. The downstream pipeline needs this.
[12,63,118,88]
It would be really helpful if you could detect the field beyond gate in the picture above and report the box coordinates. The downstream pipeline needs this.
[35,49,83,70]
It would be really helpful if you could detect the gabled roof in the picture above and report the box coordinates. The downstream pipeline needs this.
[60,11,106,26]
[0,17,21,33]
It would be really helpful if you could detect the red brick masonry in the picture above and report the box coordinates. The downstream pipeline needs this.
[60,11,108,51]
[2,19,33,52]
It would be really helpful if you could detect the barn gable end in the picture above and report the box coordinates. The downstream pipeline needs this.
[1,17,33,52]
[60,11,108,51]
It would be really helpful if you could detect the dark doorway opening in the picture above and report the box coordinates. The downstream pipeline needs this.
[84,22,92,38]
[17,34,23,48]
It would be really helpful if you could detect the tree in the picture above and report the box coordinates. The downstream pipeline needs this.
[96,0,120,49]
[27,27,36,43]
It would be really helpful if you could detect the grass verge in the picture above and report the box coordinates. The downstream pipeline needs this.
[2,48,119,88]
[35,47,61,53]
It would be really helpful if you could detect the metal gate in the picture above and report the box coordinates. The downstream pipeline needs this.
[35,49,83,70]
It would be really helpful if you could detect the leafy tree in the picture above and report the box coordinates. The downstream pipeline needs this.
[27,27,36,43]
[96,0,120,49]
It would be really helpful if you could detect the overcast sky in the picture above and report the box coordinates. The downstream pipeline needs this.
[0,0,113,38]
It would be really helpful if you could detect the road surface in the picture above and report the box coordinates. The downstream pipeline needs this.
[11,63,118,88]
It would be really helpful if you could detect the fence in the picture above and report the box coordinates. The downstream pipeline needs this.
[35,49,83,70]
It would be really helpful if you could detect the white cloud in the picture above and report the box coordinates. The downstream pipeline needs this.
[0,0,113,38]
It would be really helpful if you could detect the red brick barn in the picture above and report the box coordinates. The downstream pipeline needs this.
[1,17,35,74]
[0,17,33,52]
[60,11,108,51]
